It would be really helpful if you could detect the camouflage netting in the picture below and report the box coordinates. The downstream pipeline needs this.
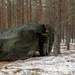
[0,21,54,61]
[0,22,40,60]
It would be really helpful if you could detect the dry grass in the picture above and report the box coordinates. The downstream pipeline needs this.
[13,69,22,73]
[26,68,44,72]
[0,61,12,67]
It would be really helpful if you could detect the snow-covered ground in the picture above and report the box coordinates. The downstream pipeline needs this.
[0,43,75,75]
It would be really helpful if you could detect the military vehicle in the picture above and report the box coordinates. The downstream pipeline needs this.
[0,21,54,61]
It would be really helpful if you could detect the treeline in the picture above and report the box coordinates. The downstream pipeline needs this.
[0,0,46,31]
[0,0,75,43]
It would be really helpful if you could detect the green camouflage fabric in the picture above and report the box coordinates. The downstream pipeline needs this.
[0,22,54,60]
[0,22,40,60]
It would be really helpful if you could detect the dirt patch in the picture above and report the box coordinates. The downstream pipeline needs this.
[0,61,13,67]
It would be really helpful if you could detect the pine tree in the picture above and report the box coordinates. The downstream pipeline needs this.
[29,0,32,22]
[0,2,1,31]
[26,0,29,23]
[1,0,6,31]
[66,0,71,50]
[7,0,12,28]
[51,0,61,56]
[19,0,24,25]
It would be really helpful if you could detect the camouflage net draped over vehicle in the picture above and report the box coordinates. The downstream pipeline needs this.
[0,22,40,60]
[0,22,54,60]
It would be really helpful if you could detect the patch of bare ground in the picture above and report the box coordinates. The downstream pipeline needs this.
[0,61,13,68]
[13,69,22,73]
[26,68,44,72]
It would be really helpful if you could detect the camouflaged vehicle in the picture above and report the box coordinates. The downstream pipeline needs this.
[0,22,54,61]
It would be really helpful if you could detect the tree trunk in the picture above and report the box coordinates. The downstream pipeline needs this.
[19,0,24,25]
[29,0,32,22]
[66,0,71,50]
[26,0,29,23]
[0,3,1,31]
[7,0,12,28]
[58,0,62,42]
[11,0,16,27]
[1,0,6,31]
[39,0,42,23]
[71,0,75,43]
[51,0,61,56]
[16,0,19,26]
[36,0,39,23]
[36,0,42,23]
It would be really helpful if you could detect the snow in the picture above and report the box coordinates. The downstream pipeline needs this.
[0,43,75,75]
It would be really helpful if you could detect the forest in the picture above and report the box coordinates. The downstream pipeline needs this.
[0,0,75,75]
[0,0,75,55]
